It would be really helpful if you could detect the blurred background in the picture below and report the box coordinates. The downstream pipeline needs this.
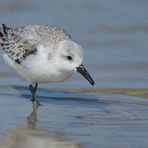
[0,0,148,88]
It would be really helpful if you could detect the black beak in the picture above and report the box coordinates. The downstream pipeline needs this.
[76,64,95,86]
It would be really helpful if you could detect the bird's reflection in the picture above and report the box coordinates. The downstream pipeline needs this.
[0,95,80,148]
[27,99,40,129]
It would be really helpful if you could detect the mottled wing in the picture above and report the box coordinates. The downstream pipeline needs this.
[0,24,37,64]
[0,24,71,64]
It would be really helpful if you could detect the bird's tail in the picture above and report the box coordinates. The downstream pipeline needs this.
[0,24,10,49]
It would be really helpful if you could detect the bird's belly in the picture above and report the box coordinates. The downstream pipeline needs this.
[16,62,73,83]
[19,70,72,83]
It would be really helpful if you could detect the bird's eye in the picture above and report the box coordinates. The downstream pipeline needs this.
[67,56,72,61]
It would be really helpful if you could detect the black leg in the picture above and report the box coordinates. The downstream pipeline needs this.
[34,83,38,92]
[29,83,38,102]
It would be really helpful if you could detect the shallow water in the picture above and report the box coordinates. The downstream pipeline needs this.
[0,0,148,148]
[0,87,148,148]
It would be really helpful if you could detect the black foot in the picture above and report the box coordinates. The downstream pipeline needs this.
[29,83,38,102]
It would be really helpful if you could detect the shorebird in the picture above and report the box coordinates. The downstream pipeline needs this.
[0,24,95,101]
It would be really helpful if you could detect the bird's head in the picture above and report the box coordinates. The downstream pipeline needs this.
[56,40,95,85]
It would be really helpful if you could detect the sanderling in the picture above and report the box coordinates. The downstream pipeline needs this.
[0,24,95,101]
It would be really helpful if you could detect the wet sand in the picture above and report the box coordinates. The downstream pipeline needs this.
[0,128,80,148]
